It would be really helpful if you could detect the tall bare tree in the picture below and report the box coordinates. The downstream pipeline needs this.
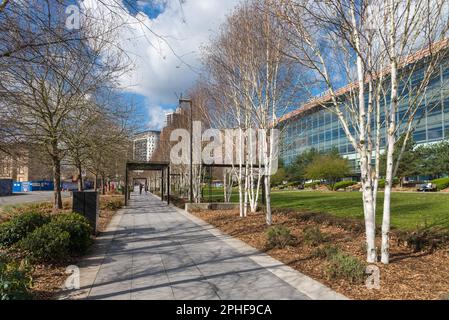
[204,0,302,223]
[271,0,449,263]
[271,0,384,262]
[375,0,449,264]
[0,1,129,209]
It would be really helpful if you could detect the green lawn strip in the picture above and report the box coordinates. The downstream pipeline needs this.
[200,188,449,231]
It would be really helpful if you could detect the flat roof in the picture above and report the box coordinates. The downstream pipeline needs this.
[133,130,161,136]
[126,161,169,171]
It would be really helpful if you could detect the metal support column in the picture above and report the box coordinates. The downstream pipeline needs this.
[161,169,164,202]
[167,166,170,205]
[125,166,129,206]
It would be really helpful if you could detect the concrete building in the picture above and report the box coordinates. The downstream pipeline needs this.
[0,149,52,182]
[278,45,449,173]
[165,112,174,127]
[165,106,184,127]
[133,130,161,162]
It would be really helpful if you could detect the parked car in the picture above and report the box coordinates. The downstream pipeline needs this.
[416,183,437,192]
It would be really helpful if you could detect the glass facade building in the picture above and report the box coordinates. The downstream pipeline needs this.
[279,56,449,172]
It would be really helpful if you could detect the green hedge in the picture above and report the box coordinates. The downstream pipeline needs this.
[18,224,71,262]
[18,213,93,262]
[0,212,49,248]
[0,254,32,300]
[431,177,449,191]
[51,213,92,255]
[334,181,357,191]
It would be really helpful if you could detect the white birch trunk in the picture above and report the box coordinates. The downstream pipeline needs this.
[351,2,377,263]
[382,0,398,265]
[223,169,227,202]
[238,127,244,217]
[244,167,248,217]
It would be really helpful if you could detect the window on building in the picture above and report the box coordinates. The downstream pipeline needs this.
[444,96,449,113]
[319,132,325,142]
[413,130,426,142]
[427,101,442,117]
[348,144,355,153]
[428,126,443,141]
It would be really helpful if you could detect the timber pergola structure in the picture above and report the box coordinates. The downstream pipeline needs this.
[125,161,170,206]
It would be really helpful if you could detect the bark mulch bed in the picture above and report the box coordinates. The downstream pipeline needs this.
[192,209,449,300]
[1,195,124,300]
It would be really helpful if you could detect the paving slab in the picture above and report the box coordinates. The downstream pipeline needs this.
[61,193,346,300]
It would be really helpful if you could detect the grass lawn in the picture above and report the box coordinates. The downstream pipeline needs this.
[203,188,449,231]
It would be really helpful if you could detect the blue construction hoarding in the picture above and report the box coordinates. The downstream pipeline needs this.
[12,180,93,193]
[13,180,54,193]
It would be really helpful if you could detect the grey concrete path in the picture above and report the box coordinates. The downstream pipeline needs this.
[62,193,346,300]
[0,191,71,207]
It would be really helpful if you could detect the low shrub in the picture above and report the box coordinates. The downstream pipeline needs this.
[51,213,92,255]
[396,227,449,252]
[266,225,296,249]
[0,254,33,300]
[326,251,366,283]
[293,211,364,234]
[284,181,303,188]
[312,245,340,259]
[0,212,49,248]
[333,180,357,191]
[101,197,124,211]
[303,226,327,246]
[304,181,321,190]
[378,178,400,189]
[18,224,70,262]
[295,212,327,224]
[431,177,449,191]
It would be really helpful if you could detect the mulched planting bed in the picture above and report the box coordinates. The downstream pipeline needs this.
[192,209,449,300]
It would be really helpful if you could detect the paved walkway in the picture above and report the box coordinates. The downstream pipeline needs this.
[62,193,346,300]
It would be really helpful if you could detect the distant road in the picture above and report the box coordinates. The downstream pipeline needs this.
[0,191,71,207]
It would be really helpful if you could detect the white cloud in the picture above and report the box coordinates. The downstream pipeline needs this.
[83,0,241,129]
[147,104,172,130]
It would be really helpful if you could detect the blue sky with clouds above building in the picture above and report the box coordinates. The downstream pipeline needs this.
[90,0,241,131]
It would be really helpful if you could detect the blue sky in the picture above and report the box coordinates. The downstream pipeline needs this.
[95,0,241,131]
[122,0,167,19]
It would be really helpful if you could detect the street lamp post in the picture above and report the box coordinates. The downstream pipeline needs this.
[179,98,193,203]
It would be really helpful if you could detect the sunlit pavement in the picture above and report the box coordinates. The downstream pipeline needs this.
[64,192,346,300]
